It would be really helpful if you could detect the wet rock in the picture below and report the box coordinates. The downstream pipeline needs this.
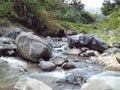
[65,72,86,85]
[116,56,120,64]
[0,37,17,56]
[89,36,110,52]
[52,44,68,53]
[78,49,98,57]
[13,77,53,90]
[56,68,100,85]
[91,55,120,71]
[81,71,120,90]
[55,77,66,83]
[0,59,8,65]
[55,72,85,85]
[2,28,23,39]
[67,34,92,48]
[39,61,56,71]
[113,41,120,48]
[15,32,52,62]
[51,57,67,66]
[81,47,89,52]
[84,50,96,57]
[103,47,120,55]
[67,34,110,52]
[7,50,17,56]
[62,62,76,70]
[64,48,81,56]
[66,29,77,36]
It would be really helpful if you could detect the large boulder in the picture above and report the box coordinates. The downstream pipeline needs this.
[15,32,52,62]
[67,34,110,52]
[13,77,53,90]
[81,71,120,90]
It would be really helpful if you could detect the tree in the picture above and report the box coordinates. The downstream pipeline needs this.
[101,0,115,16]
[114,0,120,4]
[70,0,84,11]
[101,0,120,16]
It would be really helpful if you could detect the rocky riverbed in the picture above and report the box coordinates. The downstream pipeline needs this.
[0,30,120,90]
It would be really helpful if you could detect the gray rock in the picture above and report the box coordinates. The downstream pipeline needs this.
[84,50,96,57]
[81,47,89,52]
[113,41,120,48]
[39,61,56,71]
[116,56,120,64]
[90,36,110,52]
[67,34,92,48]
[0,37,17,56]
[64,48,81,56]
[104,47,120,55]
[51,57,67,66]
[15,32,52,62]
[2,28,23,39]
[13,77,53,90]
[67,34,110,52]
[81,71,120,90]
[62,62,76,70]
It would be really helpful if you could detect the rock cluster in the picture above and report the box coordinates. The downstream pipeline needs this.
[81,71,120,90]
[67,33,110,52]
[0,29,120,90]
[0,37,16,56]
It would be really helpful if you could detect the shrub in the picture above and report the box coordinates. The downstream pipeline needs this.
[0,0,64,36]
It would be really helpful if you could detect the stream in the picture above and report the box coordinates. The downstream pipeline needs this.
[0,55,103,90]
[0,35,107,90]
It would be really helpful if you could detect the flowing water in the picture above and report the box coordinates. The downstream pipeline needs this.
[0,56,103,90]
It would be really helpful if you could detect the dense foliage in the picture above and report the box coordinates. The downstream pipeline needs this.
[0,0,97,37]
[101,0,120,16]
[0,0,65,36]
[0,0,96,28]
[1,0,120,43]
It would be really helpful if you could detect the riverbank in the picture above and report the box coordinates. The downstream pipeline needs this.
[0,29,120,90]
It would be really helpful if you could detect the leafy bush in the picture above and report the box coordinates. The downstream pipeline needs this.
[101,0,120,16]
[59,21,96,33]
[0,2,17,19]
[0,0,64,36]
[101,5,120,28]
[0,0,97,37]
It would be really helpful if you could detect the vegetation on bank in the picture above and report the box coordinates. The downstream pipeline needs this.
[0,0,120,43]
